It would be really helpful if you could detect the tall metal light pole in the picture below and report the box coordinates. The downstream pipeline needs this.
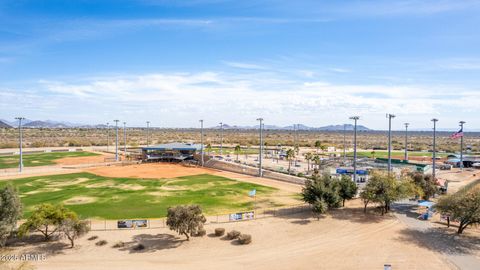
[343,123,347,162]
[114,120,119,161]
[431,118,438,180]
[257,118,264,177]
[219,122,223,156]
[386,114,396,174]
[200,120,204,166]
[15,117,25,172]
[404,123,409,161]
[294,124,297,167]
[350,116,359,183]
[146,121,150,147]
[106,122,109,152]
[459,121,466,171]
[123,122,127,158]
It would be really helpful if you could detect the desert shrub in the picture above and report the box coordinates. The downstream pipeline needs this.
[196,228,206,237]
[112,241,125,248]
[166,205,206,240]
[0,184,22,247]
[133,243,145,251]
[87,236,98,241]
[226,230,241,240]
[214,228,225,236]
[237,234,252,245]
[95,240,107,246]
[59,219,90,248]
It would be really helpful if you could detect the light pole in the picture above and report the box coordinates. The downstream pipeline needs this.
[114,120,119,161]
[404,123,409,161]
[219,122,223,156]
[200,120,204,166]
[294,124,297,167]
[343,123,347,162]
[123,122,127,158]
[460,121,466,171]
[106,122,109,152]
[432,118,438,180]
[146,121,150,147]
[257,118,264,177]
[350,116,359,183]
[15,117,25,172]
[386,114,395,174]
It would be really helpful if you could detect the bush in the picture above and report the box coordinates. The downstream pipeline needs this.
[237,234,252,245]
[88,236,98,241]
[112,241,125,248]
[226,230,241,240]
[196,228,206,237]
[95,240,107,246]
[214,228,225,236]
[166,205,206,241]
[133,243,145,251]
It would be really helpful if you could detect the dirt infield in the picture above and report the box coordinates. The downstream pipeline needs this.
[55,152,114,165]
[86,163,218,179]
[12,201,453,270]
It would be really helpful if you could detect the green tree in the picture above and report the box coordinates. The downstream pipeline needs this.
[206,143,212,156]
[409,172,438,200]
[59,217,90,248]
[19,204,76,241]
[304,152,313,172]
[314,140,322,153]
[166,205,206,240]
[338,176,358,207]
[234,145,241,161]
[286,148,295,172]
[0,184,22,247]
[436,185,480,234]
[312,155,321,170]
[302,173,341,217]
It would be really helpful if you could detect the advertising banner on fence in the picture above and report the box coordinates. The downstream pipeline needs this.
[117,219,148,229]
[229,211,254,221]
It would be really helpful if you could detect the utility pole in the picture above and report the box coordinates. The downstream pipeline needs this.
[123,122,127,158]
[106,122,109,152]
[219,122,223,156]
[404,123,409,161]
[432,118,438,180]
[146,121,150,147]
[460,121,466,171]
[114,120,119,161]
[200,120,204,166]
[343,123,347,162]
[350,116,359,183]
[386,114,395,174]
[15,117,25,172]
[257,118,264,177]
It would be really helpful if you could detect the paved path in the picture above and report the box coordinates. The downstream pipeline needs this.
[393,201,480,270]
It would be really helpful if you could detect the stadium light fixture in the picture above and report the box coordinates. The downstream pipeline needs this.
[123,122,127,158]
[431,118,438,180]
[106,122,110,152]
[114,120,119,162]
[460,121,466,170]
[219,122,223,156]
[404,123,409,161]
[343,124,347,162]
[146,121,150,147]
[15,117,25,172]
[386,114,396,174]
[349,116,359,183]
[257,118,264,177]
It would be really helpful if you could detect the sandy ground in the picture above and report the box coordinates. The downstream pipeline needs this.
[436,168,480,193]
[86,163,217,179]
[6,201,454,270]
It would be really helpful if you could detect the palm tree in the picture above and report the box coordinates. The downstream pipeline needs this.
[206,143,212,156]
[286,148,295,172]
[304,152,313,172]
[313,154,321,170]
[371,150,376,159]
[234,145,241,161]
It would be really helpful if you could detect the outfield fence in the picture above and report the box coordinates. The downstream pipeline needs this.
[87,203,311,231]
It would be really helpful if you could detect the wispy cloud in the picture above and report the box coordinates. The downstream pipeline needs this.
[222,61,269,70]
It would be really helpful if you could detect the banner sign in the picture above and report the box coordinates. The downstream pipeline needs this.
[117,219,148,229]
[229,211,254,221]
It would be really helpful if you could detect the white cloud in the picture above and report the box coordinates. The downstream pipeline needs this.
[223,61,269,70]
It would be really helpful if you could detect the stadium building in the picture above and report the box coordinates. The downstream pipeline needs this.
[141,143,202,162]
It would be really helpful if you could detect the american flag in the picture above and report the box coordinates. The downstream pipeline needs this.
[450,128,464,139]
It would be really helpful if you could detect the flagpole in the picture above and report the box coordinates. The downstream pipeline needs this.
[460,121,465,171]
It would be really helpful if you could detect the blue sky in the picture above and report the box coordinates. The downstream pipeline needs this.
[0,0,479,130]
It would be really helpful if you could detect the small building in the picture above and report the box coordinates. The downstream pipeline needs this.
[335,167,370,185]
[142,143,202,162]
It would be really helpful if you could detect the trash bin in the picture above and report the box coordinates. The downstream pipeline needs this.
[384,264,392,270]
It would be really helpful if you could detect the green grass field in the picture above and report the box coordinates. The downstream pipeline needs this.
[1,173,277,219]
[0,151,99,169]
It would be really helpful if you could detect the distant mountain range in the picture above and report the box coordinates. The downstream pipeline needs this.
[0,119,106,129]
[212,123,371,131]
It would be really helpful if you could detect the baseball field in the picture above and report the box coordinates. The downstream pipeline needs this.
[0,151,100,169]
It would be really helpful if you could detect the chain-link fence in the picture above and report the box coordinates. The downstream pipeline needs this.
[87,204,311,231]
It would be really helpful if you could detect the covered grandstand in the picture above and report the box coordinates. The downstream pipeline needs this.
[142,143,202,162]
